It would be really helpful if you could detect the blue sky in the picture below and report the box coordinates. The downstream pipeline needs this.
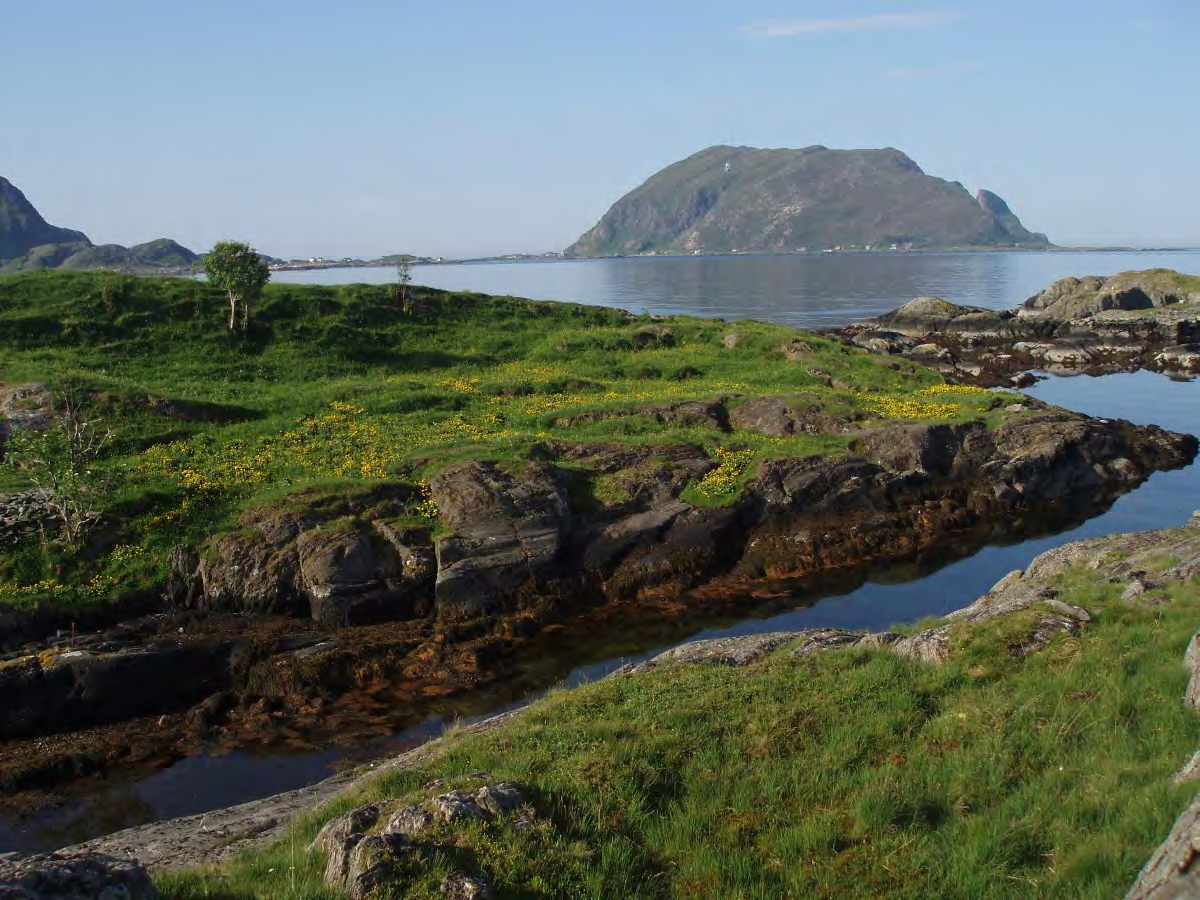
[3,2,1196,257]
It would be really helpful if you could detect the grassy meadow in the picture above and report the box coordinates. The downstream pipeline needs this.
[0,270,1008,610]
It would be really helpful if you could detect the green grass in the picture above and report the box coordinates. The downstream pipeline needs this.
[156,565,1200,898]
[0,270,1012,609]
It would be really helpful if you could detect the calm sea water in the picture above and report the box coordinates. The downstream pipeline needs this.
[274,249,1200,327]
[5,252,1198,853]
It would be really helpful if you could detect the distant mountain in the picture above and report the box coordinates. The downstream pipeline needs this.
[565,145,1051,257]
[0,176,91,261]
[0,176,197,273]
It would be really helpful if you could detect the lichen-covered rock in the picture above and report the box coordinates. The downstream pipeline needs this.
[1174,752,1200,787]
[891,627,952,664]
[309,803,381,855]
[441,871,494,900]
[384,804,435,837]
[1125,792,1200,899]
[345,834,409,900]
[730,395,855,437]
[0,850,158,899]
[791,629,862,657]
[472,782,526,818]
[430,790,487,823]
[874,296,1011,337]
[652,632,803,667]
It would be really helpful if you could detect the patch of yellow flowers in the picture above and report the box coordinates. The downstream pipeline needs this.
[0,573,118,602]
[691,447,756,500]
[856,384,991,420]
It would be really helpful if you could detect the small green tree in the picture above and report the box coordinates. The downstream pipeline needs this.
[396,256,414,314]
[204,240,270,330]
[5,386,114,550]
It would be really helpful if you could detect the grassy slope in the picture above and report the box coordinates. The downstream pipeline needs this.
[0,271,1011,609]
[157,543,1200,898]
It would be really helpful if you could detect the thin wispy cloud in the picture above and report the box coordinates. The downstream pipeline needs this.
[744,11,961,39]
[883,59,982,79]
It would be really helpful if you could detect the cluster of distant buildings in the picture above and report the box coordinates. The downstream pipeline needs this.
[265,251,566,271]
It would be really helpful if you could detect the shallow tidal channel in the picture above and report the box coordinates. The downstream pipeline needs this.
[1,370,1197,856]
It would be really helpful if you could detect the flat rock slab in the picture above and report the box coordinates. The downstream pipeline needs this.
[646,631,805,668]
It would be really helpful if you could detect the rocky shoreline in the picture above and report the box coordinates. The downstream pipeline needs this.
[12,515,1193,899]
[1,395,1194,819]
[831,270,1200,385]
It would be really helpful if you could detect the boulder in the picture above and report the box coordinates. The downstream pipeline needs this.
[298,524,431,627]
[0,851,158,899]
[729,395,855,437]
[441,872,494,900]
[430,790,487,823]
[873,297,1011,337]
[891,627,952,664]
[850,422,976,477]
[345,834,410,900]
[384,804,435,837]
[473,782,526,818]
[431,461,571,619]
[309,803,380,857]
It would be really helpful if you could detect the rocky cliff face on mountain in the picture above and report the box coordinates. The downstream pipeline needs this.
[565,145,1050,256]
[0,177,90,262]
[0,176,197,273]
[833,269,1200,383]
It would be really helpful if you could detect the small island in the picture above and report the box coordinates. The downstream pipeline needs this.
[565,145,1051,258]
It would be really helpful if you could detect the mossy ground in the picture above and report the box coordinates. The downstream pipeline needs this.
[0,271,1012,610]
[156,560,1200,898]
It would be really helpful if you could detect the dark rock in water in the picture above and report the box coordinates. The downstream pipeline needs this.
[830,269,1200,384]
[0,642,233,740]
[0,850,158,898]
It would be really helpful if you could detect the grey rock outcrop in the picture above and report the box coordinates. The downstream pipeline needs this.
[441,872,494,899]
[835,270,1200,383]
[0,851,158,899]
[311,777,529,898]
[1125,793,1200,899]
[431,461,571,619]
